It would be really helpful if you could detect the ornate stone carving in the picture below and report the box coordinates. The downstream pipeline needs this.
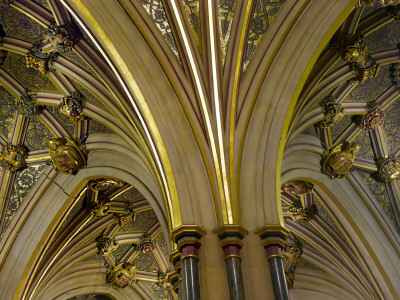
[15,90,42,117]
[90,178,125,192]
[43,21,81,53]
[287,200,317,223]
[355,107,384,130]
[359,0,400,6]
[59,91,85,121]
[283,236,303,289]
[90,201,111,217]
[157,271,172,290]
[96,235,119,257]
[26,43,58,74]
[335,33,368,66]
[0,144,28,171]
[281,180,314,196]
[374,156,400,182]
[352,63,380,84]
[0,0,14,5]
[106,262,136,288]
[139,233,154,254]
[317,96,345,128]
[321,142,360,179]
[115,207,135,227]
[48,137,86,175]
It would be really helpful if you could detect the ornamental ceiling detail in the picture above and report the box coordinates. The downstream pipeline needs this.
[283,3,400,297]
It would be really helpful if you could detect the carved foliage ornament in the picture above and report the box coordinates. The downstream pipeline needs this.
[158,271,172,290]
[287,200,318,223]
[43,22,81,53]
[16,90,42,117]
[96,235,119,257]
[59,91,85,121]
[374,156,400,182]
[107,262,136,288]
[116,207,135,227]
[356,107,384,130]
[281,180,314,196]
[48,137,86,175]
[318,96,345,128]
[321,142,360,179]
[352,63,380,84]
[0,144,28,171]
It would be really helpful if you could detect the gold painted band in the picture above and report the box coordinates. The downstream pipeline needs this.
[181,254,199,261]
[266,254,283,260]
[224,254,242,261]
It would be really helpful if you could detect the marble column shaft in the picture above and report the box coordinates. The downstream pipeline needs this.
[225,255,245,300]
[266,245,289,300]
[181,244,200,300]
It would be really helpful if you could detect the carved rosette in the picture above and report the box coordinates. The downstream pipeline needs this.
[374,156,400,182]
[0,144,28,171]
[318,96,345,128]
[335,33,368,66]
[321,142,360,179]
[48,137,86,175]
[59,91,85,121]
[106,262,136,288]
[16,90,42,117]
[43,21,81,53]
[90,178,125,192]
[356,107,384,130]
[139,233,154,254]
[96,235,119,257]
[281,180,314,196]
[287,200,317,223]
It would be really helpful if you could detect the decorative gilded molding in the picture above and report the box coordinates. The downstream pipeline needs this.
[139,233,154,254]
[214,225,248,240]
[317,96,345,128]
[321,142,360,179]
[281,180,314,196]
[374,156,400,182]
[59,91,85,121]
[0,144,28,171]
[355,107,384,130]
[106,262,136,288]
[16,90,42,118]
[286,200,318,223]
[96,235,118,257]
[115,207,135,227]
[48,137,86,175]
[43,21,82,53]
[90,201,111,217]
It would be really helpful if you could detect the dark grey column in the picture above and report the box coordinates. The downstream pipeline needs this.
[181,256,200,300]
[225,256,245,300]
[268,256,289,300]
